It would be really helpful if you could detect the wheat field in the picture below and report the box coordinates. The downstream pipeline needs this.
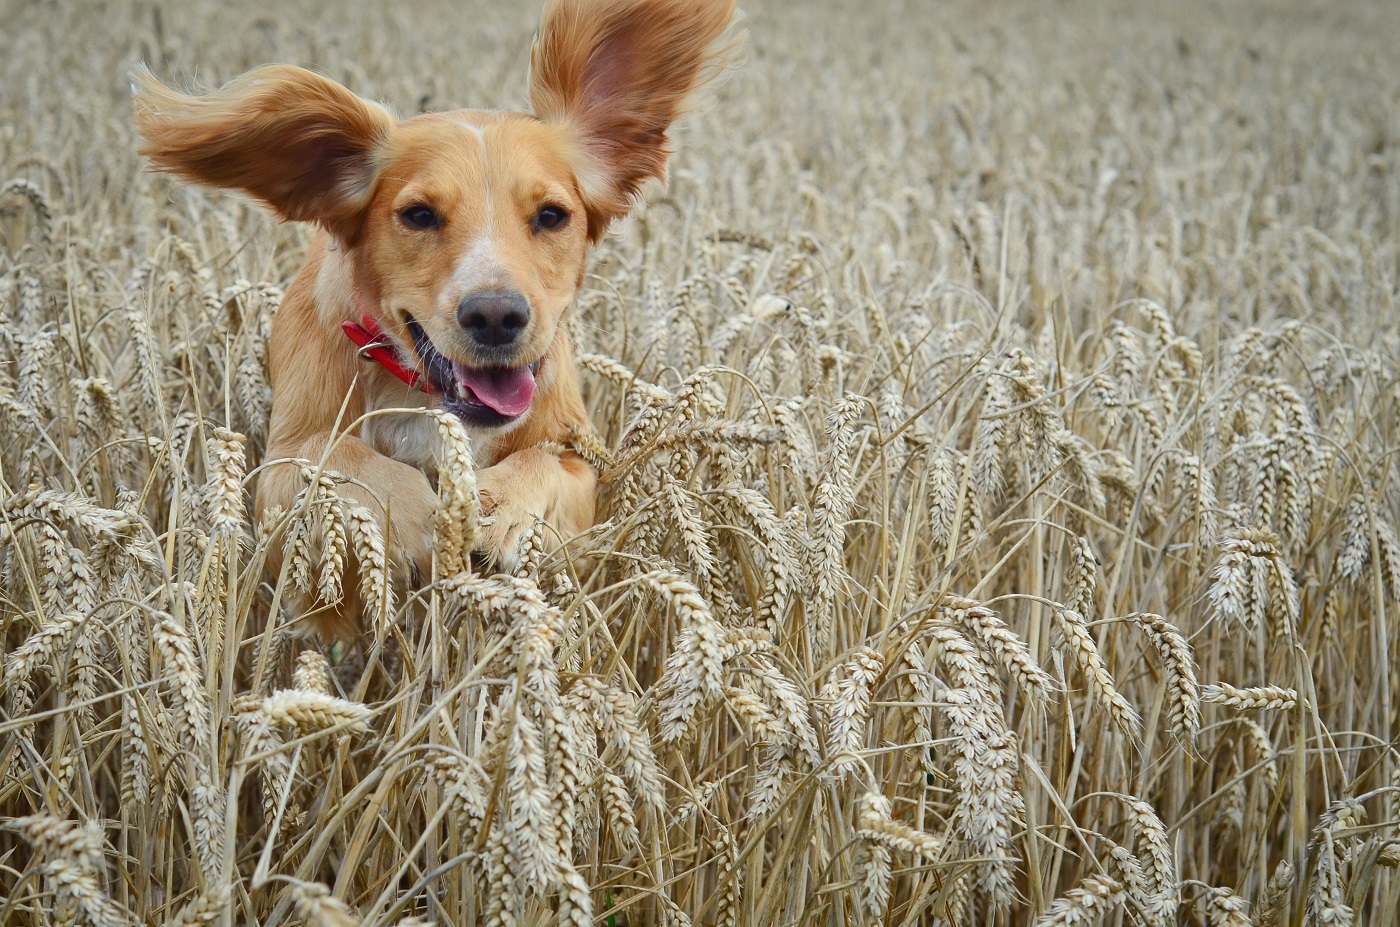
[2,0,1399,924]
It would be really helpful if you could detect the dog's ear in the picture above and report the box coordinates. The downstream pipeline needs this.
[134,65,395,243]
[529,0,738,241]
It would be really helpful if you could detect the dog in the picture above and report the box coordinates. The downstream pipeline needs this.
[135,0,737,635]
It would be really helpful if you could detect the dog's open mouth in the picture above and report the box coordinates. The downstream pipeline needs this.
[407,317,540,427]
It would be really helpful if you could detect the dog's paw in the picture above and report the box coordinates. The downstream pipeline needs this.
[474,467,542,573]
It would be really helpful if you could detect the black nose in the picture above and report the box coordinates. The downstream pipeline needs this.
[458,290,530,347]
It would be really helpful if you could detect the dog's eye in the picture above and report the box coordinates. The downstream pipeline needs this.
[400,205,440,230]
[532,205,569,233]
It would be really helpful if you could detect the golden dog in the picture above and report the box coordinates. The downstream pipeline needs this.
[135,0,737,634]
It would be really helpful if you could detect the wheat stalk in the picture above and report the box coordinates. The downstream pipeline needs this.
[857,789,944,859]
[853,794,894,924]
[7,816,131,927]
[1132,612,1201,745]
[1033,875,1125,927]
[1053,606,1142,738]
[166,883,232,927]
[345,504,394,632]
[1255,859,1294,927]
[564,675,665,812]
[204,427,246,539]
[921,622,1024,909]
[649,571,727,743]
[827,646,883,776]
[292,650,333,695]
[262,689,372,733]
[1065,536,1098,618]
[1199,886,1253,927]
[288,880,362,927]
[1304,800,1361,927]
[942,594,1053,703]
[1202,683,1298,712]
[1124,796,1179,925]
[233,696,295,831]
[429,409,480,576]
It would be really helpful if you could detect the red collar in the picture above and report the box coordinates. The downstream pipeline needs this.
[341,315,438,394]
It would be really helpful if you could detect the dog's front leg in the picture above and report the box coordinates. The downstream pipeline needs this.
[258,433,439,583]
[474,447,596,571]
[254,266,442,635]
[258,433,438,638]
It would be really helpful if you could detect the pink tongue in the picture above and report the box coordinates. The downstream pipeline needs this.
[453,364,536,416]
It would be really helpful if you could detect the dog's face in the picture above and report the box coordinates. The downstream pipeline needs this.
[353,114,589,428]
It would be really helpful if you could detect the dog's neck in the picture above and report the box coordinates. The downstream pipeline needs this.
[313,239,367,328]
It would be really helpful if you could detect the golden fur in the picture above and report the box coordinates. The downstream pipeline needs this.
[134,0,737,635]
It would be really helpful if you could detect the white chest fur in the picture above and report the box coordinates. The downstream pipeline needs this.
[359,379,497,475]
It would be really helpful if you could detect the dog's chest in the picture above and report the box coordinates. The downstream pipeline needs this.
[361,405,441,473]
[359,380,494,474]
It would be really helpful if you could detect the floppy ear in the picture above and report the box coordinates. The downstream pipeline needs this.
[133,65,396,243]
[529,0,738,241]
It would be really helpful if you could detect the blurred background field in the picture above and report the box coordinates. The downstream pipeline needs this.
[2,0,1399,924]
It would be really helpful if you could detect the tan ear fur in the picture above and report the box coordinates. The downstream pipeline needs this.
[133,65,396,242]
[529,0,738,241]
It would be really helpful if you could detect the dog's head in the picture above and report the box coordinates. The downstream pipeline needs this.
[135,0,736,429]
